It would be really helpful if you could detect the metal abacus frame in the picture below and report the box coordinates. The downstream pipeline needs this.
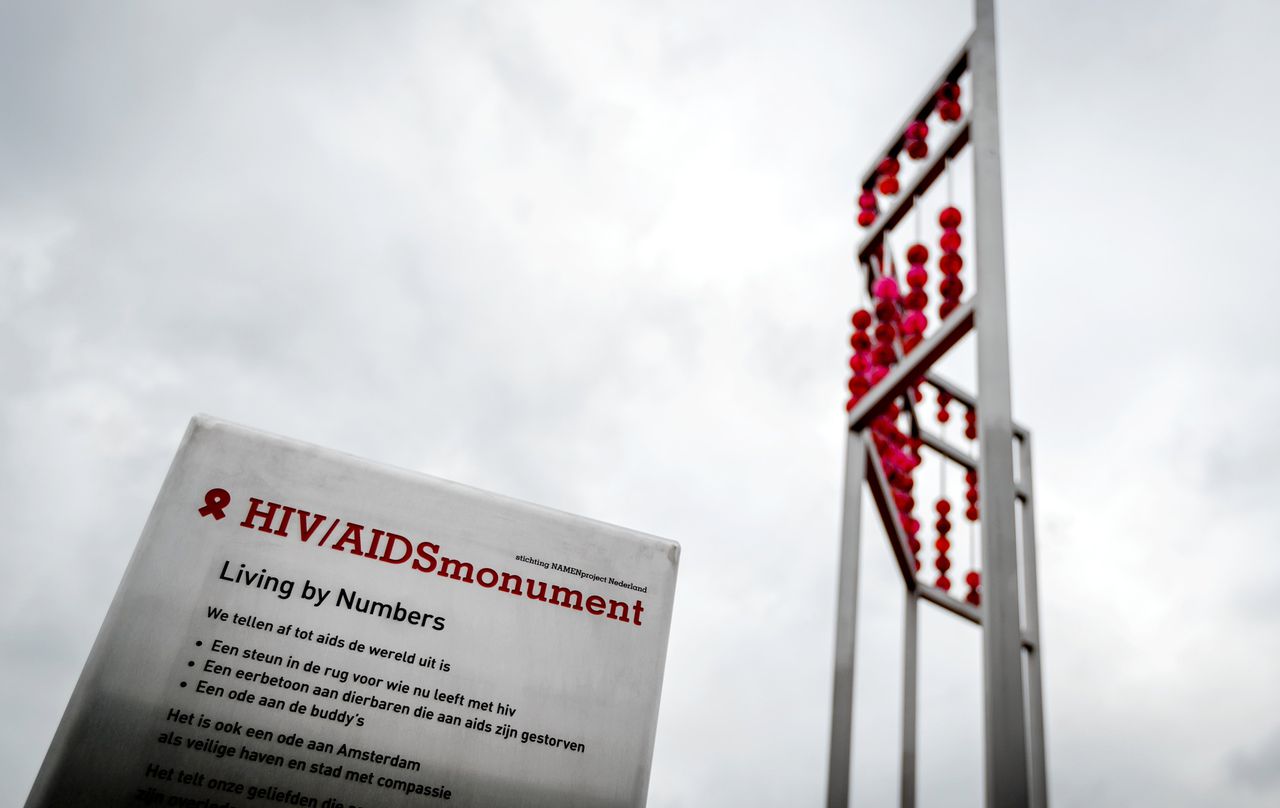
[825,2,1048,807]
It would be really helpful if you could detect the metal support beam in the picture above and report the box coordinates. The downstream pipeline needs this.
[858,119,972,263]
[857,33,973,190]
[1019,434,1050,808]
[917,429,1030,500]
[826,431,867,808]
[848,300,975,432]
[900,592,919,808]
[971,0,1032,804]
[865,434,921,593]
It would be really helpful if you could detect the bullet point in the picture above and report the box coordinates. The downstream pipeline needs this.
[195,641,203,647]
[180,682,187,688]
[187,661,195,667]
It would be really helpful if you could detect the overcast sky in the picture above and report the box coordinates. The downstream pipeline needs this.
[3,1,1280,806]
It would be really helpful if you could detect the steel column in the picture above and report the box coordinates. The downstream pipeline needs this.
[970,0,1032,805]
[900,592,919,808]
[1019,434,1049,808]
[826,429,867,808]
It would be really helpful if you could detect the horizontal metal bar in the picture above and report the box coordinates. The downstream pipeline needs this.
[917,585,1035,649]
[918,583,979,624]
[857,33,973,190]
[923,373,1030,440]
[864,433,919,594]
[917,429,1030,500]
[848,300,975,432]
[857,119,971,264]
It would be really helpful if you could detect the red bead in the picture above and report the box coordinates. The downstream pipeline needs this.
[902,310,927,336]
[873,343,897,366]
[965,505,979,521]
[906,244,929,265]
[857,210,876,227]
[939,206,962,228]
[939,253,963,274]
[940,300,959,318]
[852,309,872,329]
[940,228,962,252]
[914,559,922,572]
[874,300,898,322]
[966,488,979,504]
[965,424,978,440]
[846,397,857,411]
[849,353,869,372]
[906,267,928,289]
[936,517,952,534]
[909,537,922,553]
[906,140,928,160]
[935,499,951,515]
[936,575,951,591]
[938,82,961,102]
[905,517,920,536]
[936,556,951,573]
[940,277,964,299]
[878,157,900,176]
[935,537,951,554]
[965,571,981,587]
[848,376,869,394]
[937,409,950,423]
[965,470,978,484]
[938,101,962,121]
[851,330,871,350]
[965,591,981,606]
[906,120,929,140]
[877,176,900,196]
[874,322,896,342]
[858,191,877,209]
[904,290,928,310]
[873,276,900,301]
[869,365,888,384]
[965,409,976,424]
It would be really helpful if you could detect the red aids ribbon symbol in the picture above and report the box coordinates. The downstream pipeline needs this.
[199,488,231,520]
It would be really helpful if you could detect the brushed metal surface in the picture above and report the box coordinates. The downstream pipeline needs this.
[27,415,680,808]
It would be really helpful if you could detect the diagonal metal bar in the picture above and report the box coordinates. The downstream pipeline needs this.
[848,300,975,432]
[857,33,973,190]
[916,584,1035,650]
[857,118,971,264]
[863,432,919,594]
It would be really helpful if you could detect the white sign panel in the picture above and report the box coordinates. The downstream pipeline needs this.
[27,416,680,808]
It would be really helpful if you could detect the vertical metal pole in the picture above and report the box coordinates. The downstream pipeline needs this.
[827,430,867,808]
[1019,435,1049,808]
[970,0,1032,805]
[900,591,918,808]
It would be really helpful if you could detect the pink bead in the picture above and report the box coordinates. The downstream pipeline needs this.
[858,191,877,209]
[873,276,900,301]
[869,365,888,384]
